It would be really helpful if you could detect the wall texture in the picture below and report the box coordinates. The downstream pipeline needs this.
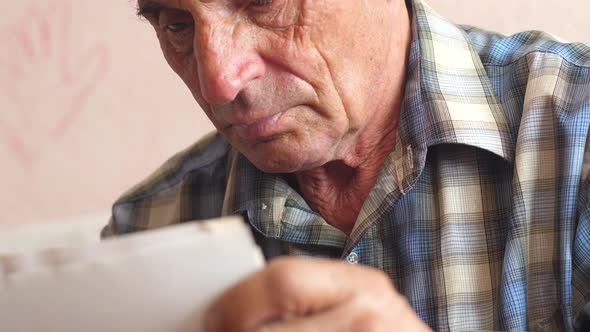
[428,0,589,42]
[0,0,213,228]
[0,0,588,228]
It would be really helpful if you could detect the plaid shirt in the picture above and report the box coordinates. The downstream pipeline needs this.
[102,0,590,330]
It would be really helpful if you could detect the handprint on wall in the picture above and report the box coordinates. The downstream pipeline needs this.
[0,0,110,169]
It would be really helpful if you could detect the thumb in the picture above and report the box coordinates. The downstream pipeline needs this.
[204,257,396,332]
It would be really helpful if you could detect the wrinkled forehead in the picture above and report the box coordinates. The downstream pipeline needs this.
[136,0,183,17]
[135,0,412,11]
[135,0,413,19]
[136,0,218,10]
[137,0,179,12]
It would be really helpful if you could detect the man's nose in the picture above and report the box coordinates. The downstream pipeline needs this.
[194,21,265,105]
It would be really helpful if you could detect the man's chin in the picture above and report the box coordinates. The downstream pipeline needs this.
[231,134,331,173]
[248,155,306,174]
[243,149,324,174]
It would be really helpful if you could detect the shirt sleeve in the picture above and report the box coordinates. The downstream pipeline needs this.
[100,216,117,239]
[573,123,590,325]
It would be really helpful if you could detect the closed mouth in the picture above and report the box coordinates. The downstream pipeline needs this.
[231,111,286,141]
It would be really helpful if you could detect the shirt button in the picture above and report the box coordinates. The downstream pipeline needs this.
[346,252,359,264]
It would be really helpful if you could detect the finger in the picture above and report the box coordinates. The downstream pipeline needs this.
[26,4,53,61]
[256,294,431,332]
[0,30,24,88]
[52,43,109,137]
[0,28,30,85]
[256,298,384,332]
[11,2,55,63]
[46,0,73,82]
[204,257,396,332]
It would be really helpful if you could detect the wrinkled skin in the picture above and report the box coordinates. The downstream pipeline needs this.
[138,0,428,331]
[140,0,410,234]
[205,257,432,332]
[141,0,407,174]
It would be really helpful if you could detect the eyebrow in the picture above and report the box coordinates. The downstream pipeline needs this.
[136,0,167,17]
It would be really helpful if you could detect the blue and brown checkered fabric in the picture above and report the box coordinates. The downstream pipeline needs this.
[103,1,590,330]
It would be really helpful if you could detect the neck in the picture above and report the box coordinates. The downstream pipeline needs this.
[294,125,397,235]
[293,4,411,235]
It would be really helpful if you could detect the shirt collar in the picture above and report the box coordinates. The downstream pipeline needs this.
[222,150,348,247]
[400,0,514,163]
[221,149,286,237]
[221,0,515,242]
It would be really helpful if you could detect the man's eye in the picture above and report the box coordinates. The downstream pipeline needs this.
[252,0,273,6]
[165,21,193,33]
[158,8,194,34]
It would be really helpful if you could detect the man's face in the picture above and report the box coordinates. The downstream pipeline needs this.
[139,0,405,173]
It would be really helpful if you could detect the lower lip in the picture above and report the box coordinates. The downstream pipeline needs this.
[233,112,284,141]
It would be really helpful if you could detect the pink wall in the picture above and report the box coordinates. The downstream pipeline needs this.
[0,0,588,228]
[0,0,213,228]
[429,0,589,42]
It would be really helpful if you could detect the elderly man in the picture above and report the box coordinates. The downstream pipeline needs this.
[102,0,590,330]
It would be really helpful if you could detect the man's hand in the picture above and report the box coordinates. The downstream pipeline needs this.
[204,257,432,332]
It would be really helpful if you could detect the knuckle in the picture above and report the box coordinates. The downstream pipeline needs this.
[265,259,299,292]
[264,258,305,310]
[363,267,396,295]
[351,309,388,332]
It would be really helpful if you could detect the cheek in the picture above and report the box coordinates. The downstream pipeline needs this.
[303,2,384,114]
[259,30,352,130]
[276,109,349,156]
[160,37,193,85]
[158,34,219,122]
